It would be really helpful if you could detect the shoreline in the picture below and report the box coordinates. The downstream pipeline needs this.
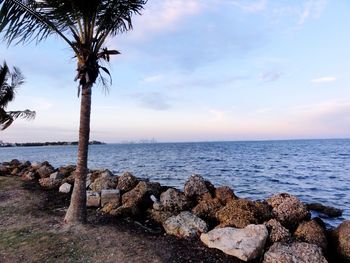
[1,159,349,262]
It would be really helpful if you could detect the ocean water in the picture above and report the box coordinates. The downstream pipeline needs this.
[1,139,349,227]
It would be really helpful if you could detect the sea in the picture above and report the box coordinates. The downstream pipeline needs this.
[1,139,349,227]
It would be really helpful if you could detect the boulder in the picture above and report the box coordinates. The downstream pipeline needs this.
[306,203,342,218]
[57,165,76,177]
[39,178,62,190]
[184,174,209,200]
[59,183,72,193]
[31,162,42,170]
[267,193,310,229]
[49,172,65,180]
[101,189,121,207]
[200,225,268,261]
[163,211,208,238]
[262,242,328,263]
[147,209,174,224]
[37,165,55,178]
[11,167,20,176]
[216,199,272,228]
[21,171,36,181]
[117,171,138,193]
[0,164,9,176]
[264,219,291,243]
[10,159,21,167]
[160,188,190,212]
[122,181,161,208]
[294,220,327,250]
[90,171,116,192]
[192,194,222,221]
[331,220,350,261]
[86,191,101,207]
[215,186,237,205]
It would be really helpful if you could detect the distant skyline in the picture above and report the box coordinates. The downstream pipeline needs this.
[1,0,350,143]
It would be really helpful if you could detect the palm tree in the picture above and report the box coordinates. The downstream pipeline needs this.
[0,61,35,130]
[0,0,147,224]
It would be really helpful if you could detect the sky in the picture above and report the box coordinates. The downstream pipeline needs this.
[1,0,350,143]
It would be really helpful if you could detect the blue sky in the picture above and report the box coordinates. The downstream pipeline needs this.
[1,0,350,143]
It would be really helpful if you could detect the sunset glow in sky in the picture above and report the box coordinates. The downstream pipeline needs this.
[1,0,350,143]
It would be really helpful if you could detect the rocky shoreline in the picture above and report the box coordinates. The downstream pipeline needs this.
[0,159,349,262]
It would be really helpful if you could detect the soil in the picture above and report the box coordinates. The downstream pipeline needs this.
[0,176,252,263]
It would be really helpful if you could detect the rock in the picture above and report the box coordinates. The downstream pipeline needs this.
[11,167,20,176]
[331,220,350,261]
[160,188,189,212]
[122,181,161,208]
[59,183,72,193]
[294,220,327,250]
[39,178,62,190]
[21,171,36,181]
[117,171,138,193]
[37,165,55,178]
[101,189,121,207]
[307,203,342,218]
[267,193,310,229]
[262,242,328,263]
[0,164,9,176]
[100,202,121,214]
[264,219,291,243]
[147,209,174,224]
[57,165,76,177]
[90,172,116,192]
[192,195,222,221]
[31,162,42,170]
[49,172,65,180]
[184,174,209,199]
[163,211,208,238]
[215,186,237,205]
[200,225,268,261]
[10,159,21,166]
[216,199,272,228]
[86,191,101,207]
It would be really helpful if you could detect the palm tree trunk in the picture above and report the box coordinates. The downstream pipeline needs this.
[64,84,92,224]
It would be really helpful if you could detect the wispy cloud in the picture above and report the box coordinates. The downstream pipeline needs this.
[259,71,282,83]
[298,0,328,25]
[228,0,267,13]
[311,76,336,83]
[133,92,173,110]
[141,74,164,83]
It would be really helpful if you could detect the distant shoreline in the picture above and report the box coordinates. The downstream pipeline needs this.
[0,140,105,147]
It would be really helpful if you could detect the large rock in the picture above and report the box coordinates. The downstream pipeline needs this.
[50,172,65,180]
[192,194,222,221]
[147,209,174,224]
[306,203,342,218]
[262,242,328,263]
[57,165,76,177]
[31,162,42,170]
[21,171,36,181]
[216,199,272,228]
[267,193,310,229]
[0,164,9,176]
[264,219,291,243]
[90,171,116,192]
[86,191,101,207]
[39,178,62,190]
[59,183,72,193]
[101,189,121,207]
[160,188,189,212]
[215,186,237,205]
[163,211,208,238]
[294,220,327,250]
[331,220,350,261]
[37,165,55,178]
[200,225,268,261]
[117,171,138,193]
[184,174,209,199]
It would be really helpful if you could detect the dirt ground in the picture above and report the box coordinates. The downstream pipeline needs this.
[0,176,249,263]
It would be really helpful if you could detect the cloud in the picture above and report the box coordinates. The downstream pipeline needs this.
[311,76,336,83]
[298,0,327,25]
[228,0,267,13]
[141,74,164,83]
[259,71,282,83]
[133,92,173,110]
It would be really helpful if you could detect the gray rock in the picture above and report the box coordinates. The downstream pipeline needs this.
[101,189,121,207]
[267,193,310,229]
[49,172,64,180]
[90,173,116,192]
[117,171,138,193]
[86,191,101,207]
[39,178,62,190]
[163,211,208,238]
[265,219,291,243]
[37,165,55,178]
[59,183,72,193]
[294,220,327,250]
[160,188,189,212]
[184,174,209,199]
[200,225,268,261]
[263,242,328,263]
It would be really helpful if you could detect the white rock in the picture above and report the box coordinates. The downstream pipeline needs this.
[200,225,268,262]
[163,211,208,238]
[59,183,72,193]
[101,189,120,207]
[86,191,101,207]
[50,172,64,180]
